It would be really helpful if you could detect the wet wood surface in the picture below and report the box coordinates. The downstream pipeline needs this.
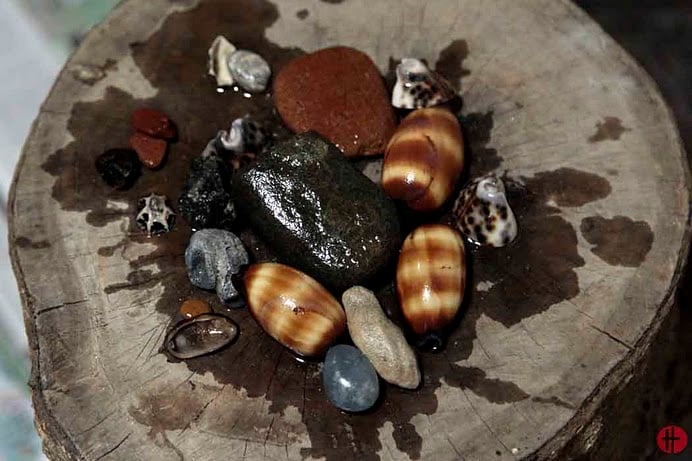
[9,0,691,459]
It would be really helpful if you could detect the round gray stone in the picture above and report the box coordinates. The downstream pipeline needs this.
[323,345,380,412]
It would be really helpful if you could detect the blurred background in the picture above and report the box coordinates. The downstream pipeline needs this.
[0,1,689,460]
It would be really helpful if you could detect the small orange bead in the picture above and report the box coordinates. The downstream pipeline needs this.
[180,299,212,319]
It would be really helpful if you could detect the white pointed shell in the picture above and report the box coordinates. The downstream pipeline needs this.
[453,174,518,247]
[392,58,456,109]
[342,286,420,389]
[208,35,236,87]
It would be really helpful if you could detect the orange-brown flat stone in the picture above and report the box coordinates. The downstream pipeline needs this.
[273,46,397,157]
[131,108,177,140]
[180,299,212,319]
[129,133,167,169]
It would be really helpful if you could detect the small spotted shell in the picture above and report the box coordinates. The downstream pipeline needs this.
[216,117,267,154]
[244,263,346,357]
[453,174,518,247]
[396,224,467,338]
[391,58,456,109]
[382,108,464,211]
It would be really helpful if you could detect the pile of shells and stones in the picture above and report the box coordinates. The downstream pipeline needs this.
[94,37,518,413]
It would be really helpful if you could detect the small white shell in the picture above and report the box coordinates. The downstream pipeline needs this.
[453,175,518,247]
[208,36,237,88]
[228,50,271,93]
[392,58,456,109]
[136,193,175,235]
[217,117,267,154]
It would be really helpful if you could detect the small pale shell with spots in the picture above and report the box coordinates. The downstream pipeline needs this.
[391,58,456,109]
[216,117,267,154]
[453,175,518,247]
[136,193,175,235]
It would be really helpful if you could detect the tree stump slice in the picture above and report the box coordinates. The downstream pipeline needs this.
[9,0,690,460]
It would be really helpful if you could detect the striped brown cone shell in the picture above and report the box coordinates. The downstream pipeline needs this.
[244,263,346,357]
[382,108,464,211]
[396,224,467,336]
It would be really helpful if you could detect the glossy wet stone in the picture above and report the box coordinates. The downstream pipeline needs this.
[131,108,177,140]
[164,313,238,360]
[232,132,401,290]
[185,229,249,307]
[95,148,141,190]
[178,149,234,230]
[180,299,213,319]
[273,46,396,157]
[323,345,380,412]
[130,132,167,169]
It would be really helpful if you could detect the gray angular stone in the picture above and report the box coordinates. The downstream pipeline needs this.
[228,50,271,93]
[185,229,249,307]
[323,345,380,412]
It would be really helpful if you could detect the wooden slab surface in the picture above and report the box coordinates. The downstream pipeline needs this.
[9,0,691,459]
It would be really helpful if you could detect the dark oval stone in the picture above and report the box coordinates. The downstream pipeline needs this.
[232,133,401,291]
[164,314,238,360]
[95,149,141,190]
[323,345,379,412]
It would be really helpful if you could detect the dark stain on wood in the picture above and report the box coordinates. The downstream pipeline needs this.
[434,39,470,91]
[296,8,309,20]
[532,395,576,410]
[462,111,502,176]
[588,116,629,142]
[14,236,51,249]
[467,167,611,328]
[580,215,654,267]
[320,0,345,3]
[446,366,530,403]
[39,1,616,460]
[525,168,612,207]
[129,382,218,436]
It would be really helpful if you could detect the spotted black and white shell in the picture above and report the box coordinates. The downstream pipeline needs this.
[208,35,236,88]
[452,175,518,247]
[391,58,457,109]
[136,193,175,235]
[216,117,267,154]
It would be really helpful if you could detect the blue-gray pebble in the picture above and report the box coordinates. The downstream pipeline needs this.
[323,345,380,412]
[185,229,249,307]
